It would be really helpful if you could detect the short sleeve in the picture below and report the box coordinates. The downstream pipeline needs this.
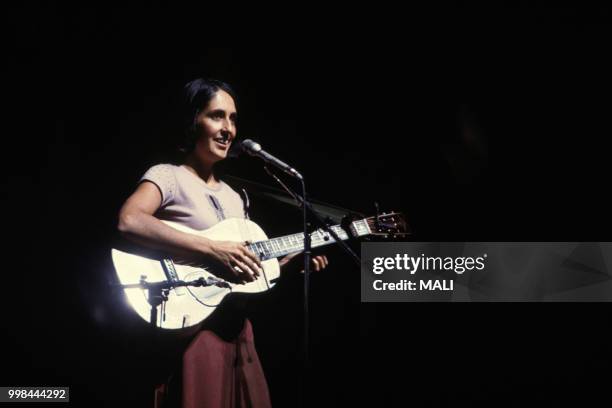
[140,164,177,207]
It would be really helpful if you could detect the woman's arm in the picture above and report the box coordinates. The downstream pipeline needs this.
[118,181,262,283]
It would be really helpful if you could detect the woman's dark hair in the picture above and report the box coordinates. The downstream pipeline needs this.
[179,78,238,153]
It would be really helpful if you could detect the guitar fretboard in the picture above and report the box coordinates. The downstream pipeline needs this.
[248,219,371,261]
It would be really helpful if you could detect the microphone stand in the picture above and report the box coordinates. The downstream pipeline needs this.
[119,276,230,327]
[262,166,361,408]
[263,167,361,266]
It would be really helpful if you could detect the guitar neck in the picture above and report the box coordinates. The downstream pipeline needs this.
[247,219,371,261]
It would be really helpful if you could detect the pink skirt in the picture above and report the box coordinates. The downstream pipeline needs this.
[181,319,272,408]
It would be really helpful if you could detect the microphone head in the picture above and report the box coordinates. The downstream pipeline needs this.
[239,139,262,155]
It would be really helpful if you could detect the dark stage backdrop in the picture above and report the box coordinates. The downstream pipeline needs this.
[2,5,612,408]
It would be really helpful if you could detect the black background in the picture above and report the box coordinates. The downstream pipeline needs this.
[2,4,612,407]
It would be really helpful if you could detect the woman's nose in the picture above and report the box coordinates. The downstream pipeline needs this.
[222,118,236,134]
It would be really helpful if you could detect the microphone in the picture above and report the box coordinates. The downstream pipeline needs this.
[196,276,232,289]
[205,276,232,289]
[239,139,303,179]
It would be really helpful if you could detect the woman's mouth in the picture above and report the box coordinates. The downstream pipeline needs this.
[213,136,231,149]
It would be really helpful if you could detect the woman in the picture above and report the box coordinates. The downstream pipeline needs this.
[118,78,328,407]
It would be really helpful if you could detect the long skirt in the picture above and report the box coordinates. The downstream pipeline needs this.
[180,319,272,408]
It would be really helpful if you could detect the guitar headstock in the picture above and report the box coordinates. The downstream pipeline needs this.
[366,212,409,238]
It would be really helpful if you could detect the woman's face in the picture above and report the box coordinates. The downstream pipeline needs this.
[192,89,237,165]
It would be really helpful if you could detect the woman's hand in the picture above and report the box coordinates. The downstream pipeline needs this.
[279,251,329,274]
[207,240,263,284]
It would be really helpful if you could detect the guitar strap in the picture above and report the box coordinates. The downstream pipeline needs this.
[240,188,250,219]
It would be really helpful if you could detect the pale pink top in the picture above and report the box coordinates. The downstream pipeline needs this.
[140,164,246,230]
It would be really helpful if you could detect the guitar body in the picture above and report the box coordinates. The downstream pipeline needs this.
[112,218,280,330]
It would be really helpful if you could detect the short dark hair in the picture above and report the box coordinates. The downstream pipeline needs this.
[179,78,237,153]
